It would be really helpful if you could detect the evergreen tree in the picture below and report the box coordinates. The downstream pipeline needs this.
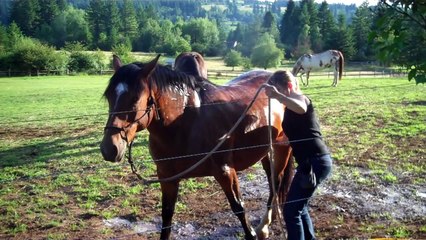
[328,13,355,59]
[86,0,106,48]
[294,3,312,55]
[38,0,60,25]
[10,0,40,36]
[262,11,280,45]
[279,0,300,58]
[351,1,374,60]
[305,0,322,52]
[318,1,337,50]
[105,1,120,50]
[121,0,138,42]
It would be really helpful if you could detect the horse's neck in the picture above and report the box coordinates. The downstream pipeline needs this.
[155,87,201,126]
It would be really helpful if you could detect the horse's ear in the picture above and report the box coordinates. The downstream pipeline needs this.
[112,55,122,72]
[142,54,161,77]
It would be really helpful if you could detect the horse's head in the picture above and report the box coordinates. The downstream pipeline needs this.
[100,55,160,162]
[174,52,208,79]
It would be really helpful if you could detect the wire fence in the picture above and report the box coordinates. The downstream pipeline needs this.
[0,76,422,239]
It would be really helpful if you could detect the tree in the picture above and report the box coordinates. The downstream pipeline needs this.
[102,1,120,50]
[121,0,138,42]
[318,1,337,50]
[294,4,312,56]
[182,18,220,55]
[262,11,280,45]
[224,50,243,70]
[10,0,40,36]
[86,0,106,48]
[351,1,374,60]
[250,33,283,69]
[303,0,322,52]
[327,13,355,59]
[280,0,299,57]
[38,0,60,25]
[370,0,426,84]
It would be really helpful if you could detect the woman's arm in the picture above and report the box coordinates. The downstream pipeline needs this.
[264,84,308,114]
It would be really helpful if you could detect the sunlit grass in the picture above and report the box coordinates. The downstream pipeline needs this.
[0,72,424,238]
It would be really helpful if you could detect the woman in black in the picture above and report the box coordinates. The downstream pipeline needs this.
[264,70,332,240]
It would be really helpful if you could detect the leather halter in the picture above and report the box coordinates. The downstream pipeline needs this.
[104,95,156,142]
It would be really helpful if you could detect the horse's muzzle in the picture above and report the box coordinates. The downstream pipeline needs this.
[100,139,127,162]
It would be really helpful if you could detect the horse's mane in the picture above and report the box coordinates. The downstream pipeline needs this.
[104,62,207,99]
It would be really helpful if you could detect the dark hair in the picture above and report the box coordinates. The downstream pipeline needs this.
[268,70,294,88]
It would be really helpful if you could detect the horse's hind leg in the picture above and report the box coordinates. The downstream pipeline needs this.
[332,63,338,87]
[300,73,306,86]
[214,167,256,240]
[159,181,180,240]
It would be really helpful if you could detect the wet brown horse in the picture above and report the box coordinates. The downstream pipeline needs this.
[174,51,208,79]
[100,55,293,239]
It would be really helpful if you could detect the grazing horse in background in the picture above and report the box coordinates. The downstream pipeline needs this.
[292,49,344,87]
[100,55,294,239]
[174,52,208,79]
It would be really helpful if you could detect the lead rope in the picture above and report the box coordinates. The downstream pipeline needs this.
[267,97,287,239]
[129,84,267,185]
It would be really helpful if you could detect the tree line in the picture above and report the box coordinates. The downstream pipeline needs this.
[0,0,424,83]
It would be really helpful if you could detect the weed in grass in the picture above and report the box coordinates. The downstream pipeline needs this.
[46,232,68,240]
[101,209,119,219]
[44,220,62,229]
[246,173,256,181]
[389,226,411,238]
[79,199,97,209]
[181,179,209,193]
[101,227,114,235]
[381,172,398,183]
[128,184,144,195]
[420,225,426,232]
[8,223,27,235]
[174,201,187,213]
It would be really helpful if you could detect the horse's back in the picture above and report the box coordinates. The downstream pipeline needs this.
[224,70,272,86]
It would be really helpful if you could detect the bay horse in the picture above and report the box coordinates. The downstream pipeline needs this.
[292,49,344,87]
[100,55,293,239]
[174,51,208,79]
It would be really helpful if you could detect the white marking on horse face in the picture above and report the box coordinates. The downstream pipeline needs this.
[114,82,128,107]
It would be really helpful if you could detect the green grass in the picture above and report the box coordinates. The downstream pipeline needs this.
[0,72,425,239]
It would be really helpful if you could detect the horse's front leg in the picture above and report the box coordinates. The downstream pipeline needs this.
[256,157,274,240]
[214,166,256,240]
[256,145,293,239]
[159,181,180,240]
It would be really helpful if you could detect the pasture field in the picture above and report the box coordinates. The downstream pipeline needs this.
[0,72,425,239]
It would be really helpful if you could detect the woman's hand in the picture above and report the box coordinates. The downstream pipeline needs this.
[263,84,281,99]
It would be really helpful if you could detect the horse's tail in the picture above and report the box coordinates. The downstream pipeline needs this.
[338,51,344,80]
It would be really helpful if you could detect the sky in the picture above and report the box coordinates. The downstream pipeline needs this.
[314,0,376,6]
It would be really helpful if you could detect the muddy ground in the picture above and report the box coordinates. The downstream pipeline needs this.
[100,165,426,240]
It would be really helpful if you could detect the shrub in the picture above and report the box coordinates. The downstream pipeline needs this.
[67,51,97,73]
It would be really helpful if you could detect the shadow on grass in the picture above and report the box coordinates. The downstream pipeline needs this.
[0,130,149,168]
[0,132,98,168]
